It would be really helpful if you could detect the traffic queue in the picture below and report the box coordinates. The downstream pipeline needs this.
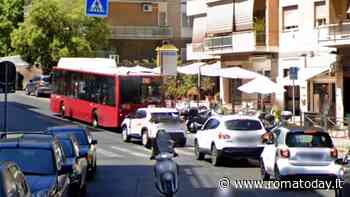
[0,126,97,197]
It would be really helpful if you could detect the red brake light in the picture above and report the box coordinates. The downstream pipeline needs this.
[330,148,338,158]
[218,132,230,140]
[280,148,290,158]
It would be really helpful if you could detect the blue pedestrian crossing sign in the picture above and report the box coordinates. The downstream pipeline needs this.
[86,0,109,17]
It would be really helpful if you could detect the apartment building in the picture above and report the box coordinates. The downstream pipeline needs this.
[187,0,279,111]
[106,0,192,64]
[275,0,350,122]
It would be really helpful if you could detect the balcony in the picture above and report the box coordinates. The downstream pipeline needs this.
[318,22,350,47]
[110,26,173,40]
[203,31,268,55]
[186,43,219,61]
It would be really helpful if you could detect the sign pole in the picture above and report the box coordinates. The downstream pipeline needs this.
[292,79,295,124]
[3,63,8,134]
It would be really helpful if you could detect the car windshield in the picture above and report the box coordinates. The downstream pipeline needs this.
[72,131,89,145]
[225,119,262,131]
[0,149,55,175]
[59,139,75,157]
[151,112,180,122]
[286,132,333,148]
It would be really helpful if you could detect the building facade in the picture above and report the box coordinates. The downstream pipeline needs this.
[107,0,192,64]
[187,0,279,111]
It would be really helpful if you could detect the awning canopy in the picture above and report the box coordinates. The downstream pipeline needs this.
[0,55,30,68]
[238,76,286,95]
[299,66,331,80]
[200,61,221,77]
[177,62,205,75]
[220,67,262,79]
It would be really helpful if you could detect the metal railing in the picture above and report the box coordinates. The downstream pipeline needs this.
[318,22,350,43]
[110,26,173,40]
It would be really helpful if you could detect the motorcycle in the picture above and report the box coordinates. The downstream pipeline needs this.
[185,106,214,133]
[153,130,179,197]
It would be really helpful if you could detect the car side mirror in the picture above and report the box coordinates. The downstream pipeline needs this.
[59,164,73,175]
[91,139,98,145]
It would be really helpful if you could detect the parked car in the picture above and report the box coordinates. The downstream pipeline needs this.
[260,127,342,182]
[53,133,88,197]
[121,108,187,147]
[47,126,97,178]
[25,75,52,97]
[0,161,32,197]
[0,133,72,197]
[194,115,267,166]
[335,154,350,197]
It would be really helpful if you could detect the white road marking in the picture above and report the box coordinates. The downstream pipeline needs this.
[97,148,123,158]
[175,148,194,156]
[111,146,149,158]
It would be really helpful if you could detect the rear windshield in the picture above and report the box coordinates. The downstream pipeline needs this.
[286,132,333,148]
[225,119,262,131]
[151,112,180,122]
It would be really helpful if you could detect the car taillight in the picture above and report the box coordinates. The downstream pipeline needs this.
[330,148,338,158]
[218,132,230,140]
[280,148,290,158]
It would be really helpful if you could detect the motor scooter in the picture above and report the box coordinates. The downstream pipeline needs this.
[153,130,179,197]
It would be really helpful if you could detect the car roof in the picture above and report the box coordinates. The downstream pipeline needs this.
[210,115,261,122]
[0,133,57,149]
[138,108,178,113]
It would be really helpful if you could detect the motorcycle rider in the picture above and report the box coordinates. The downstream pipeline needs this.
[150,129,178,160]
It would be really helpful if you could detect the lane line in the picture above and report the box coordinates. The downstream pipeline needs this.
[111,146,149,158]
[97,148,124,158]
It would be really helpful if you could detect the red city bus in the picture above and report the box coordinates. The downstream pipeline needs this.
[50,58,163,128]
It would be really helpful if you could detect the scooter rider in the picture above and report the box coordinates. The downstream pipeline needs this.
[150,129,178,160]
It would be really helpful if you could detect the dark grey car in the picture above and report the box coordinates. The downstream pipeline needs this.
[25,75,52,97]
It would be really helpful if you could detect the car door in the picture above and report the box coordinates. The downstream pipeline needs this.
[197,118,219,150]
[130,110,147,135]
[262,129,282,174]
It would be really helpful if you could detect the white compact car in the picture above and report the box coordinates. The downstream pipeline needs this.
[260,127,343,182]
[121,107,187,147]
[194,115,267,166]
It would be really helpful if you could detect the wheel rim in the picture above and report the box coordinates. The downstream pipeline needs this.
[60,105,65,117]
[194,142,199,157]
[260,161,266,178]
[122,128,127,140]
[212,146,217,163]
[93,118,98,128]
[142,133,148,145]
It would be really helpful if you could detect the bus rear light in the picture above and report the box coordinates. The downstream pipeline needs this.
[330,148,338,158]
[280,148,290,158]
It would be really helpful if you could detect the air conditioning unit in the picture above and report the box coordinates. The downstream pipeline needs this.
[109,54,120,64]
[142,4,153,12]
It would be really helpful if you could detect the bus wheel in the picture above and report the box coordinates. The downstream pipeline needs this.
[60,104,65,117]
[92,112,99,128]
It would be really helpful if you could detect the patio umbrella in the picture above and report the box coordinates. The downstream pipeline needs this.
[220,67,262,79]
[177,62,205,75]
[238,76,285,95]
[200,61,221,77]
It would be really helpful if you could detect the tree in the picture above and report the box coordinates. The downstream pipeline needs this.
[0,0,24,56]
[163,75,197,99]
[11,0,111,74]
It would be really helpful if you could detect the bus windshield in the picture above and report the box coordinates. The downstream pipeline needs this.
[120,76,161,104]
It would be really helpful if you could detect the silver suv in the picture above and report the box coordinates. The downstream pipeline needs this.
[260,127,342,181]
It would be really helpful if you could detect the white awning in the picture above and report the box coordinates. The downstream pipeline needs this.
[207,2,234,34]
[235,0,254,31]
[200,61,221,77]
[192,16,207,43]
[299,66,330,80]
[177,62,205,75]
[220,67,262,79]
[0,55,30,67]
[238,76,286,95]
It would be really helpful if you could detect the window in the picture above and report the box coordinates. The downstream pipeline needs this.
[314,1,326,27]
[203,119,220,130]
[283,68,289,78]
[160,12,167,26]
[225,119,262,131]
[136,110,147,119]
[182,13,190,27]
[283,5,299,30]
[286,132,333,148]
[264,70,271,78]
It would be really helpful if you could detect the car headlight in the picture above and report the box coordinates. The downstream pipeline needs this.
[34,189,49,197]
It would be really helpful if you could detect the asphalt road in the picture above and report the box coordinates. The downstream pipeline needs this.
[0,92,336,197]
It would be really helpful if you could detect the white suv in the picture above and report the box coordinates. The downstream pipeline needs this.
[121,108,187,147]
[194,115,267,166]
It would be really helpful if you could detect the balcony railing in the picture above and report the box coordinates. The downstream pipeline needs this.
[203,31,267,54]
[186,43,219,61]
[318,22,350,47]
[110,26,173,40]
